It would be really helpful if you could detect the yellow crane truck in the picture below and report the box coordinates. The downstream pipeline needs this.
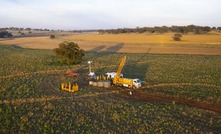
[113,56,141,88]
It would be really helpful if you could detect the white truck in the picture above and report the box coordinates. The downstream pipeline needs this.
[106,72,141,88]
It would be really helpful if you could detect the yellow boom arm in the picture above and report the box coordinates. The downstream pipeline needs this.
[113,56,126,84]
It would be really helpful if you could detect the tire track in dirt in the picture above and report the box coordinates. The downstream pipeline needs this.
[143,83,220,88]
[139,83,221,113]
[117,90,221,114]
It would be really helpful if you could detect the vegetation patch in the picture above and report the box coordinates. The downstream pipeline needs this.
[53,41,85,65]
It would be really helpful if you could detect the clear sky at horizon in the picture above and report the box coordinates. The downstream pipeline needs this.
[0,0,220,30]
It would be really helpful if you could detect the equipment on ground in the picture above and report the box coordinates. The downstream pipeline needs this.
[89,74,111,88]
[61,82,78,92]
[113,56,142,88]
[66,70,79,77]
[88,61,96,78]
[88,56,141,89]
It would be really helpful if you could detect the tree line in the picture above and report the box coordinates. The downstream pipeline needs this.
[1,25,221,37]
[0,27,97,33]
[98,25,221,34]
[0,27,50,32]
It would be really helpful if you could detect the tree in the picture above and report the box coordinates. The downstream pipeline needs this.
[53,41,85,65]
[217,27,221,32]
[50,35,55,39]
[212,27,216,30]
[202,26,211,33]
[172,33,182,41]
[0,31,13,38]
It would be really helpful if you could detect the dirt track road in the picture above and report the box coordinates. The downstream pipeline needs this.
[119,90,221,114]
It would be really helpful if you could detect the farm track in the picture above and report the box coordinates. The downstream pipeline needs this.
[118,90,221,114]
[144,83,220,88]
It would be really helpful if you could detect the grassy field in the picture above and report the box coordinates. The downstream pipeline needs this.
[0,45,221,133]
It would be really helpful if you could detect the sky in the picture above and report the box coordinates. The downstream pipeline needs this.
[0,0,220,30]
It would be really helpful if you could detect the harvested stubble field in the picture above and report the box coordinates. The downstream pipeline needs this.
[0,44,221,133]
[1,32,221,55]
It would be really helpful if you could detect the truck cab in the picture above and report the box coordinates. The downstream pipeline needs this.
[132,78,142,88]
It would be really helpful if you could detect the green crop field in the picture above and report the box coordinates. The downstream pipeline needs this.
[0,44,221,133]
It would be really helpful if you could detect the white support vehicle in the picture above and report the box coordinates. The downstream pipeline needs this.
[106,72,123,79]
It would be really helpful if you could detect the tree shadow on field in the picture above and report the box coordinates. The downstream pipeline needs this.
[85,43,124,62]
[122,50,151,81]
[123,62,148,81]
[11,44,24,49]
[88,45,106,52]
[84,43,124,65]
[106,43,124,53]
